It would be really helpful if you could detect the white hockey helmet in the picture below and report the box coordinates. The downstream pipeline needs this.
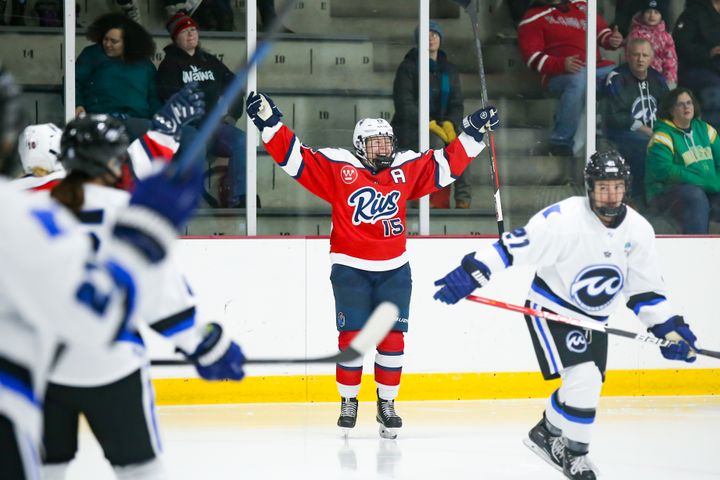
[18,123,64,174]
[352,118,396,170]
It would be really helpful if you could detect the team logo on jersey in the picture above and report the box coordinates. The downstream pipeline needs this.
[337,312,346,328]
[347,186,401,225]
[569,264,624,311]
[340,165,358,185]
[566,330,588,353]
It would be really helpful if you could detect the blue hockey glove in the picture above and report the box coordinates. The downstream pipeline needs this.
[649,316,698,363]
[461,106,499,142]
[152,81,205,139]
[129,162,202,230]
[113,163,202,262]
[246,91,283,130]
[433,253,491,305]
[186,323,246,381]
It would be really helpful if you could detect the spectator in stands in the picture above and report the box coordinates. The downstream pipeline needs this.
[519,0,623,157]
[645,87,720,233]
[75,13,161,141]
[0,0,26,25]
[603,38,669,203]
[157,12,250,208]
[391,21,471,209]
[164,0,233,31]
[116,0,140,23]
[612,0,672,36]
[627,0,678,87]
[673,0,720,131]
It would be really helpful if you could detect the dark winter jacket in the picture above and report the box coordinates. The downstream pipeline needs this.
[673,0,720,74]
[76,43,161,119]
[391,48,464,150]
[603,64,669,132]
[156,44,244,123]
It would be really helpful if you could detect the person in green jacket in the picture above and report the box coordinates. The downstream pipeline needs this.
[645,87,720,232]
[75,13,161,141]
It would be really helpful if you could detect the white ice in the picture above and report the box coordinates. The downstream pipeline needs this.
[65,396,720,479]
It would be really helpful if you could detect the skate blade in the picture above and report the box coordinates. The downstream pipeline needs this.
[378,425,398,439]
[340,427,353,438]
[522,438,563,473]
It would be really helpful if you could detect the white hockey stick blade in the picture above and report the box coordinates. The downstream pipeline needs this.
[150,302,399,366]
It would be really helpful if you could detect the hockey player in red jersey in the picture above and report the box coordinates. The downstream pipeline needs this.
[246,91,499,438]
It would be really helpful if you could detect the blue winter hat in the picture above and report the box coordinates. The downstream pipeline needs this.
[414,20,444,44]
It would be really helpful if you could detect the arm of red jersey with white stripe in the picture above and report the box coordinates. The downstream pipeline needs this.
[517,11,565,77]
[261,122,337,202]
[127,131,180,180]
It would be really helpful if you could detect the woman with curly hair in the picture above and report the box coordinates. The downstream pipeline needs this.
[75,13,161,141]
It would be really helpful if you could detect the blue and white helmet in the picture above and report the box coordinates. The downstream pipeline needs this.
[352,118,395,170]
[18,123,64,174]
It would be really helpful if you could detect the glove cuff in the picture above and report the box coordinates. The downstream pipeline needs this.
[188,323,231,367]
[461,253,491,288]
[113,206,177,263]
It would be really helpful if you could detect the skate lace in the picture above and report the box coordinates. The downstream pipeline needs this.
[569,454,593,475]
[380,399,398,418]
[550,437,564,463]
[340,400,357,417]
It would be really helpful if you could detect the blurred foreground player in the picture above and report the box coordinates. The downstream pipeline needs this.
[35,89,244,480]
[246,91,499,438]
[433,151,700,479]
[0,66,214,479]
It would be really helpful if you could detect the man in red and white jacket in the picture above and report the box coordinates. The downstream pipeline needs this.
[518,0,623,156]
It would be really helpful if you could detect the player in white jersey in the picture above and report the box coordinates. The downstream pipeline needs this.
[433,151,700,480]
[0,67,235,480]
[22,91,244,479]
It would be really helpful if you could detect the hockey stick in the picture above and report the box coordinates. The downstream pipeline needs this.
[466,294,720,360]
[151,301,400,366]
[452,0,505,235]
[173,0,297,177]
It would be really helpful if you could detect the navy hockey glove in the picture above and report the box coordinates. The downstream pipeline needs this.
[461,106,499,143]
[433,253,491,305]
[152,81,205,139]
[649,316,698,363]
[186,323,246,381]
[246,91,283,130]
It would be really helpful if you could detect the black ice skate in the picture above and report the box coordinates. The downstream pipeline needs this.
[522,416,564,472]
[563,448,599,480]
[376,395,402,439]
[337,397,358,436]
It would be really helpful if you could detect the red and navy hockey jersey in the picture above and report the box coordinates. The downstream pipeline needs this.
[262,123,486,271]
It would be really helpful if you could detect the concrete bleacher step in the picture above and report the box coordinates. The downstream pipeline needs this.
[372,41,526,76]
[185,208,520,236]
[330,0,461,19]
[465,154,575,186]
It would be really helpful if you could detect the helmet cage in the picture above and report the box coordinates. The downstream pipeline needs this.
[353,118,396,171]
[584,150,632,218]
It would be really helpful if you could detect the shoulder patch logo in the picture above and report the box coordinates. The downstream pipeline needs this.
[341,165,358,185]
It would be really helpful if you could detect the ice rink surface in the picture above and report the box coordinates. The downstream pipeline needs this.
[67,396,720,479]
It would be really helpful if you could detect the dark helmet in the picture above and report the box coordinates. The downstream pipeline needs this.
[0,64,24,174]
[60,114,129,179]
[584,150,631,218]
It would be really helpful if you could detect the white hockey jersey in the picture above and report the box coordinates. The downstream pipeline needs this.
[476,196,677,328]
[47,184,203,387]
[0,178,165,446]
